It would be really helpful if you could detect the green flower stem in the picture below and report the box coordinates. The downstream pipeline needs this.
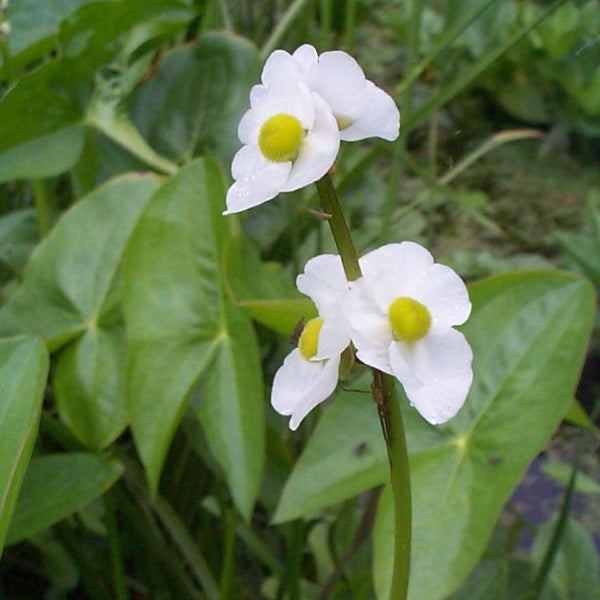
[373,370,411,599]
[315,173,361,281]
[315,173,412,599]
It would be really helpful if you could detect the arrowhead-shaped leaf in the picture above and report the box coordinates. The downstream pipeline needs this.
[124,159,265,518]
[129,32,260,169]
[272,271,595,600]
[0,173,159,449]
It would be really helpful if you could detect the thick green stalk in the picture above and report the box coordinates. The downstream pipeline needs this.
[373,371,411,598]
[315,173,361,281]
[315,173,412,599]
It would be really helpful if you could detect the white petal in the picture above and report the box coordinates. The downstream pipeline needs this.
[356,347,393,375]
[237,107,257,144]
[296,254,347,313]
[414,263,472,327]
[292,44,318,76]
[281,93,339,192]
[340,81,400,141]
[252,82,315,132]
[271,349,340,430]
[308,50,368,122]
[359,242,434,279]
[389,341,426,390]
[362,270,426,315]
[313,309,351,360]
[346,278,392,350]
[261,49,302,87]
[224,145,290,214]
[397,328,473,425]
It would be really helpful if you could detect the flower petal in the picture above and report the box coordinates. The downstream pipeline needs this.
[224,145,291,214]
[356,347,393,375]
[339,81,400,141]
[389,341,426,390]
[281,93,339,192]
[307,50,368,122]
[398,328,473,425]
[414,263,472,327]
[296,254,347,313]
[251,81,315,132]
[261,49,302,87]
[237,106,257,144]
[345,278,392,350]
[271,348,340,430]
[359,241,434,280]
[292,44,318,76]
[313,309,351,360]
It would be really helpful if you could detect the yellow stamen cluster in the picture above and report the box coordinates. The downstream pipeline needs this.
[298,317,324,361]
[258,113,304,162]
[388,297,431,342]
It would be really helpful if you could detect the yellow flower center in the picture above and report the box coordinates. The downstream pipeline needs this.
[388,297,431,342]
[298,317,324,361]
[258,113,304,162]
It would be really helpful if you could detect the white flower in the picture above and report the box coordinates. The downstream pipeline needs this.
[224,51,340,215]
[271,254,351,430]
[291,44,400,142]
[346,242,473,425]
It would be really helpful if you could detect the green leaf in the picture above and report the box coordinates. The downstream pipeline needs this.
[224,235,316,336]
[52,324,128,451]
[0,173,158,346]
[542,460,600,495]
[556,232,600,287]
[125,158,265,517]
[272,377,388,523]
[57,0,193,79]
[0,62,86,181]
[0,1,193,181]
[3,0,97,73]
[564,397,598,431]
[448,550,562,599]
[531,518,600,598]
[129,32,261,168]
[5,453,124,546]
[193,300,265,520]
[376,271,595,600]
[0,174,159,449]
[0,336,49,556]
[272,271,595,600]
[0,209,39,275]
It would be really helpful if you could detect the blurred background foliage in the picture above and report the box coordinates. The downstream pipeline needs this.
[0,0,599,598]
